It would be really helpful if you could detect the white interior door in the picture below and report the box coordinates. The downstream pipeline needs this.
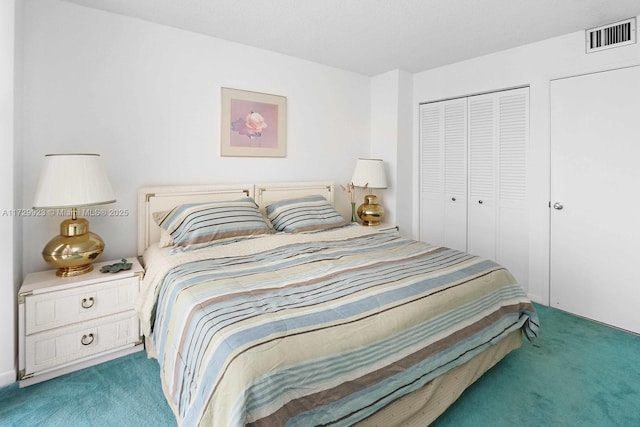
[550,66,640,334]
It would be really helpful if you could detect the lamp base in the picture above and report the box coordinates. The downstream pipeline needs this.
[53,263,95,277]
[42,217,105,277]
[357,194,385,226]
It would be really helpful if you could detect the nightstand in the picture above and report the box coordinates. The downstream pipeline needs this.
[18,257,144,387]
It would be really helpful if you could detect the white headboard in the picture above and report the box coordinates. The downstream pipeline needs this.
[255,182,333,207]
[137,181,334,255]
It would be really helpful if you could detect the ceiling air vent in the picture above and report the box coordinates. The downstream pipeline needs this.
[586,17,636,53]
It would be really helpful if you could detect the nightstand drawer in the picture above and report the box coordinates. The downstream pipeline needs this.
[24,311,140,375]
[25,276,139,335]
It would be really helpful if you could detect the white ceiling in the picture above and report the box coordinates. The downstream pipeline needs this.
[63,0,640,76]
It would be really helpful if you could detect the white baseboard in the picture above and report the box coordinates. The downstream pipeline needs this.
[0,368,16,387]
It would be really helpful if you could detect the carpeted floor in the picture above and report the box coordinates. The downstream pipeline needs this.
[1,303,639,426]
[432,304,640,426]
[0,349,176,427]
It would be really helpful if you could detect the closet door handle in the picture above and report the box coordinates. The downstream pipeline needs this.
[553,202,564,210]
[478,200,483,204]
[451,197,456,202]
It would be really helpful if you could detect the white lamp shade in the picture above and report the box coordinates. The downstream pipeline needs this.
[33,154,116,208]
[351,158,387,189]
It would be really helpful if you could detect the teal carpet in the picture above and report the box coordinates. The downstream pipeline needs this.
[1,304,639,426]
[0,350,176,427]
[432,304,640,426]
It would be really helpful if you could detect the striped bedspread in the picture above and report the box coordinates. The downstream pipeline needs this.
[138,226,538,426]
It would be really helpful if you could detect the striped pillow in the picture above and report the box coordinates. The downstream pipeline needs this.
[266,195,349,233]
[153,198,272,249]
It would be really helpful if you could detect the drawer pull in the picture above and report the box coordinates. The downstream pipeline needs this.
[81,297,95,309]
[81,333,94,346]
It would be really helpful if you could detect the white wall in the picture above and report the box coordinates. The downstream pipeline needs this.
[21,0,371,275]
[369,70,413,235]
[0,0,17,386]
[412,18,640,304]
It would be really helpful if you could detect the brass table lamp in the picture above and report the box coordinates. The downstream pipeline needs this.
[33,154,116,277]
[351,158,388,226]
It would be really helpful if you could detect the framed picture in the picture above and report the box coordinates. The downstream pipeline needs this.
[220,88,287,157]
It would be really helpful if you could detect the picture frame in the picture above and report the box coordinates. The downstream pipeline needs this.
[220,88,287,157]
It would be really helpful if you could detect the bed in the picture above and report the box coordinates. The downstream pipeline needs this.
[136,182,538,426]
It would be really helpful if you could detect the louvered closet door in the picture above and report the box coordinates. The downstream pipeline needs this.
[419,98,467,251]
[468,88,529,285]
[496,89,529,285]
[467,95,497,259]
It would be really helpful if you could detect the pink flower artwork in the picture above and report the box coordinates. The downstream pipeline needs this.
[221,88,286,157]
[229,99,279,148]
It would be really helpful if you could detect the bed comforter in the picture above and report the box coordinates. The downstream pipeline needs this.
[138,226,538,426]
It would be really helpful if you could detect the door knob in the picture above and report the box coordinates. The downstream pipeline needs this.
[553,202,564,210]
